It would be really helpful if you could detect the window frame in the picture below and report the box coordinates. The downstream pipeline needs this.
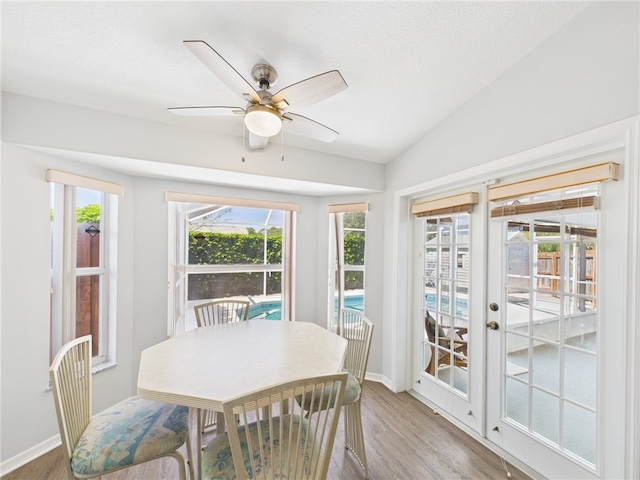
[48,170,121,369]
[327,203,368,332]
[167,192,298,336]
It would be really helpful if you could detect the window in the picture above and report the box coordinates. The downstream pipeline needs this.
[167,193,298,335]
[328,203,368,332]
[48,170,121,367]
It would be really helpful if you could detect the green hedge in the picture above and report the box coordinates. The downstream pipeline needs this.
[187,231,365,299]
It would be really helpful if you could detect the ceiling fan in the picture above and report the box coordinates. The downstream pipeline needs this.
[169,40,348,150]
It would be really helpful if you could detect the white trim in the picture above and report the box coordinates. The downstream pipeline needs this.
[46,169,124,196]
[623,118,640,479]
[165,191,300,212]
[0,434,61,476]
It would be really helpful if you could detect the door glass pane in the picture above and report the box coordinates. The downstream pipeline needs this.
[506,293,530,334]
[531,290,560,341]
[506,333,530,382]
[563,402,596,464]
[531,388,559,444]
[531,342,559,394]
[564,348,596,407]
[505,377,528,425]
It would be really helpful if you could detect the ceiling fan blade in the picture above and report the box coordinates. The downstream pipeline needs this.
[282,113,339,143]
[248,132,270,150]
[272,70,347,110]
[168,106,244,116]
[184,40,260,104]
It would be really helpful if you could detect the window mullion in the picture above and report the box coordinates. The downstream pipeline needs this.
[62,185,77,343]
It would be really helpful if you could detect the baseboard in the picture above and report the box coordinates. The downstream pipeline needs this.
[363,371,384,384]
[0,434,61,476]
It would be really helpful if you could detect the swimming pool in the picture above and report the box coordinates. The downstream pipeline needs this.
[248,294,467,320]
[249,295,365,320]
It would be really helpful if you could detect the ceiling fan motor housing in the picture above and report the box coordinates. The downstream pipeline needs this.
[251,64,277,90]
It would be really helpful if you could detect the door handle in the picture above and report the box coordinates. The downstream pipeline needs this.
[486,321,499,330]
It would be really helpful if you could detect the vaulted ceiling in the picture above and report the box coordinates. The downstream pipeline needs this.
[2,1,591,165]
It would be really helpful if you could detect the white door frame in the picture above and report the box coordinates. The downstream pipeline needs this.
[388,116,640,479]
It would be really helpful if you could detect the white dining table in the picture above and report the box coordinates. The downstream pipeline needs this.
[137,320,347,479]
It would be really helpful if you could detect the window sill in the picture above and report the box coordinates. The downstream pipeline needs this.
[92,361,118,374]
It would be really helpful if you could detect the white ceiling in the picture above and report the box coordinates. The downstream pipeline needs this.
[2,1,591,165]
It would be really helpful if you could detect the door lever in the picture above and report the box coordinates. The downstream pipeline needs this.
[486,321,499,330]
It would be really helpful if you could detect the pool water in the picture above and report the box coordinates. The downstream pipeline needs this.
[249,295,365,320]
[248,294,467,320]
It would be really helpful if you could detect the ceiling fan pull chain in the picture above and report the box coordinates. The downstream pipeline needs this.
[242,123,246,162]
[281,128,285,161]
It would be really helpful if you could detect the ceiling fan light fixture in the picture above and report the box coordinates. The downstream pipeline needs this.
[244,105,282,137]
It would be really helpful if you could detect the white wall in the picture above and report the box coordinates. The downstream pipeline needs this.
[381,0,639,387]
[0,144,137,462]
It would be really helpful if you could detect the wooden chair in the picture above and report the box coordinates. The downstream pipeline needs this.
[201,372,348,480]
[424,310,468,375]
[339,309,375,479]
[193,300,251,452]
[194,299,251,327]
[297,309,374,479]
[49,335,194,480]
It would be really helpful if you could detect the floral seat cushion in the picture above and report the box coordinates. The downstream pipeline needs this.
[202,414,321,480]
[70,397,189,476]
[297,369,360,413]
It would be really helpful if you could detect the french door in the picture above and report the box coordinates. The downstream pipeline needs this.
[412,158,628,478]
[485,174,627,478]
[412,190,485,433]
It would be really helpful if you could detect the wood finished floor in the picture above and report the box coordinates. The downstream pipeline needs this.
[3,381,530,480]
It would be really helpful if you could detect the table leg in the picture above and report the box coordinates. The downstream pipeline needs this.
[196,407,203,480]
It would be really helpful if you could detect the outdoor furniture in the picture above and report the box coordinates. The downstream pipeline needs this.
[424,310,468,375]
[50,335,194,480]
[202,372,348,480]
[193,299,251,439]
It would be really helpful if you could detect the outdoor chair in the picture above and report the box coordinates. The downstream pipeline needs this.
[49,335,193,480]
[424,310,468,375]
[201,372,348,480]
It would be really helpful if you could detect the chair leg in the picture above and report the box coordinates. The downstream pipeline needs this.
[344,399,369,479]
[185,428,195,480]
[216,411,226,433]
[167,451,187,480]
